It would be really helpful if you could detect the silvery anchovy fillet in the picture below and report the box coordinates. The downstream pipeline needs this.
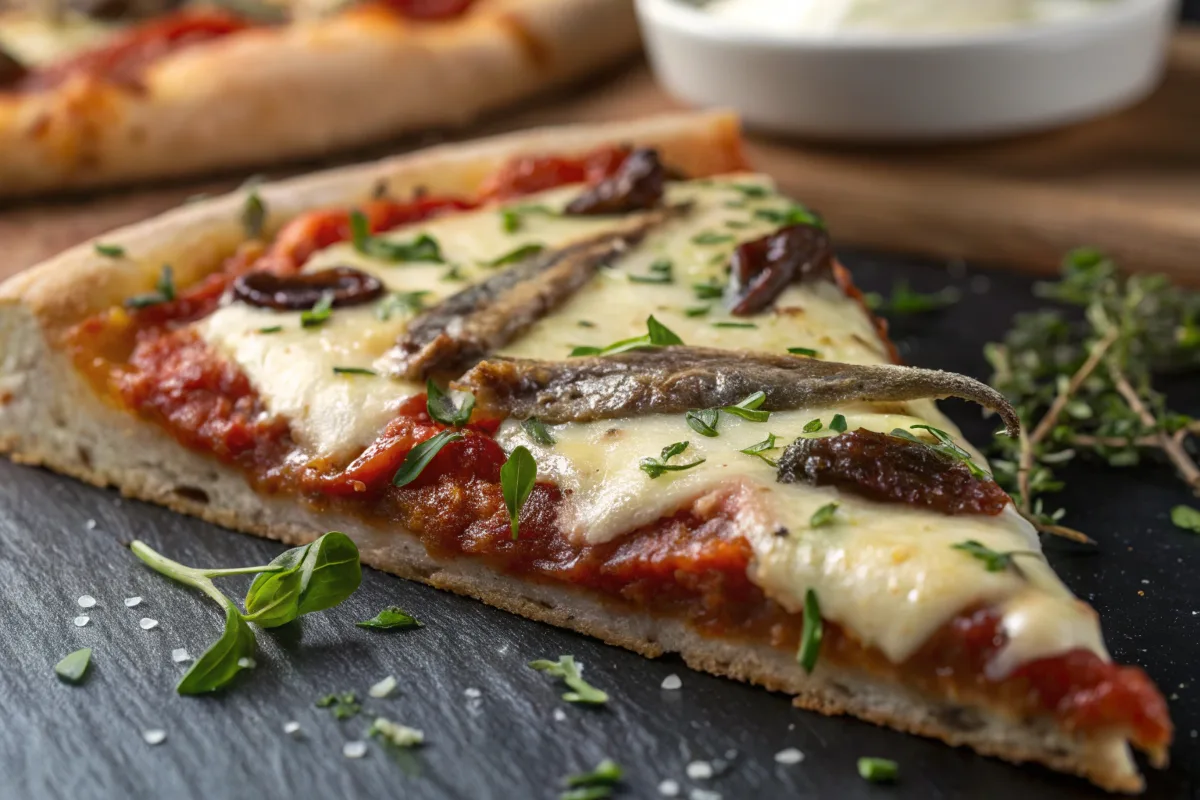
[454,346,1021,436]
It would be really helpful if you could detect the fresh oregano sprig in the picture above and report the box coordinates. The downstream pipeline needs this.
[130,532,362,694]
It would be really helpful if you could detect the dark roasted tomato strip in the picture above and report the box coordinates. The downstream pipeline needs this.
[778,428,1011,516]
[478,145,631,201]
[564,148,666,216]
[727,224,832,316]
[376,0,475,19]
[14,10,250,93]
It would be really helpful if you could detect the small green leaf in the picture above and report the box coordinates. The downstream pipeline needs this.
[1172,505,1200,533]
[753,205,823,228]
[426,379,475,427]
[692,281,724,300]
[731,183,770,198]
[685,305,711,317]
[565,758,623,787]
[951,540,1039,573]
[646,315,683,345]
[257,325,283,334]
[350,209,443,263]
[375,291,430,321]
[803,419,823,433]
[740,433,780,465]
[797,588,822,674]
[571,316,685,358]
[639,441,705,479]
[357,606,423,630]
[529,655,608,705]
[242,532,363,628]
[300,293,334,328]
[54,647,92,684]
[867,282,959,315]
[392,430,463,487]
[94,243,125,258]
[522,417,556,447]
[500,208,522,233]
[721,391,769,422]
[686,408,720,438]
[628,259,674,284]
[176,604,257,695]
[810,502,839,528]
[829,414,848,433]
[486,243,545,268]
[787,346,819,357]
[501,446,538,540]
[125,265,176,309]
[333,366,376,376]
[858,757,899,783]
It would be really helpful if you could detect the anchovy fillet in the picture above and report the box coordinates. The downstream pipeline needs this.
[454,346,1020,436]
[381,208,680,381]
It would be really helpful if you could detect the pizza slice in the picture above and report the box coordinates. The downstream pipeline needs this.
[0,111,1171,793]
[0,0,637,196]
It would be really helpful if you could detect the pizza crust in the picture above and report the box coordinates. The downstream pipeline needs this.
[0,0,640,197]
[0,112,1151,793]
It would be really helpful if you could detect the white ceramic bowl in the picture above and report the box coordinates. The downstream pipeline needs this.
[636,0,1178,140]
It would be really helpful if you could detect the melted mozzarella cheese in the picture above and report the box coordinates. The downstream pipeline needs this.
[196,173,1107,672]
[0,13,117,66]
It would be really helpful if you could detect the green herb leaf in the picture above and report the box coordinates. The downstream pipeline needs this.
[392,430,464,487]
[529,655,608,705]
[803,419,823,433]
[300,292,334,328]
[866,281,960,314]
[787,346,819,357]
[639,441,706,478]
[692,281,724,300]
[486,243,545,268]
[951,540,1039,572]
[54,647,92,684]
[242,189,267,239]
[1172,505,1200,533]
[692,232,734,245]
[257,325,283,334]
[500,208,522,233]
[125,265,176,309]
[829,414,848,433]
[571,316,684,358]
[740,433,781,465]
[316,691,361,719]
[810,502,839,528]
[242,532,362,628]
[565,758,623,787]
[797,588,823,674]
[858,757,899,783]
[94,243,125,258]
[501,445,537,540]
[177,604,257,695]
[375,291,430,321]
[731,183,771,198]
[333,366,376,376]
[721,391,769,422]
[900,424,990,479]
[686,408,720,438]
[712,321,757,329]
[350,210,444,263]
[629,259,674,285]
[357,606,423,630]
[522,417,556,446]
[426,379,475,427]
[753,205,823,228]
[685,305,711,317]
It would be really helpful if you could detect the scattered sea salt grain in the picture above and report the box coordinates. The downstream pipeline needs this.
[237,657,256,669]
[661,674,682,690]
[77,594,97,608]
[464,687,482,699]
[368,675,397,699]
[774,748,804,765]
[171,648,191,663]
[73,615,90,627]
[283,721,301,736]
[142,729,167,746]
[657,779,680,797]
[124,596,143,608]
[85,519,97,530]
[139,618,159,630]
[685,761,713,780]
[689,790,722,800]
[342,741,368,759]
[553,709,567,722]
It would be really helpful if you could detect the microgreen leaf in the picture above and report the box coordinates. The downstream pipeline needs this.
[1172,505,1200,533]
[257,325,283,334]
[350,209,443,263]
[753,204,823,228]
[522,417,556,446]
[501,446,537,540]
[300,293,334,328]
[691,232,734,245]
[54,647,92,684]
[357,606,423,630]
[803,419,823,433]
[639,441,705,478]
[176,604,257,695]
[392,430,463,487]
[571,316,684,358]
[740,433,780,466]
[685,305,711,317]
[902,424,991,479]
[628,259,674,284]
[810,502,839,528]
[721,391,769,422]
[426,380,475,427]
[565,758,623,787]
[797,588,822,674]
[712,321,757,329]
[242,532,362,628]
[529,655,608,705]
[686,408,720,438]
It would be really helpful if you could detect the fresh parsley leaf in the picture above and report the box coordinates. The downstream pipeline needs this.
[830,414,848,433]
[333,366,376,376]
[787,346,820,357]
[721,391,769,422]
[426,380,474,427]
[242,189,267,239]
[94,243,125,258]
[392,430,464,487]
[865,281,960,315]
[522,417,556,446]
[692,281,724,300]
[125,265,176,309]
[810,502,839,528]
[639,441,706,479]
[692,232,734,245]
[797,588,822,674]
[858,757,899,783]
[740,433,780,465]
[529,655,608,705]
[1172,505,1200,533]
[500,446,537,540]
[686,408,720,438]
[357,607,423,630]
[54,647,92,684]
[300,293,334,328]
[485,243,545,268]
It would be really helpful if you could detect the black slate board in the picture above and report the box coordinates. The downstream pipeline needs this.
[2,252,1198,800]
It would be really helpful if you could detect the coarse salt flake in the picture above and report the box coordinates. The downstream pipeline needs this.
[774,748,804,765]
[77,595,97,609]
[142,729,167,746]
[73,615,90,627]
[686,761,713,780]
[124,597,143,607]
[368,675,397,699]
[553,709,567,722]
[237,657,256,669]
[85,519,97,530]
[283,721,301,736]
[658,779,681,797]
[464,687,482,699]
[661,674,682,690]
[689,790,722,800]
[342,741,368,759]
[139,618,159,630]
[171,648,191,663]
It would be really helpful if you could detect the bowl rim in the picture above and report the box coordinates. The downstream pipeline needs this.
[635,0,1175,51]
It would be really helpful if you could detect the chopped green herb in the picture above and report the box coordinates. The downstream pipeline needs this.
[392,430,464,487]
[242,189,267,239]
[300,292,334,328]
[357,607,423,630]
[803,419,823,433]
[441,265,466,282]
[529,655,608,705]
[54,647,92,684]
[561,758,623,799]
[865,281,960,315]
[692,281,724,300]
[500,446,537,540]
[257,325,283,334]
[731,183,771,198]
[893,425,990,479]
[375,291,429,321]
[426,379,474,427]
[1172,505,1200,533]
[725,220,749,230]
[94,243,125,258]
[787,346,820,357]
[639,441,706,479]
[125,265,177,309]
[322,691,361,720]
[349,210,443,263]
[685,408,720,438]
[577,320,596,328]
[522,417,556,446]
[721,391,769,422]
[740,433,780,466]
[712,321,757,329]
[628,259,674,284]
[485,243,545,268]
[858,757,899,783]
[829,414,848,433]
[570,315,684,357]
[810,502,839,528]
[951,540,1038,572]
[692,232,734,246]
[685,305,711,317]
[753,205,823,228]
[797,588,822,674]
[333,366,376,376]
[500,208,522,234]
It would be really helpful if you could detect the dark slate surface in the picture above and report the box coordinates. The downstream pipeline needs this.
[2,252,1198,800]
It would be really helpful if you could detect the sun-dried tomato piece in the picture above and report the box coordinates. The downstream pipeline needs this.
[777,429,1010,516]
[564,148,665,216]
[728,224,833,316]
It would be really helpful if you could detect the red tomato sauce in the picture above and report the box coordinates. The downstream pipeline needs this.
[61,147,1169,754]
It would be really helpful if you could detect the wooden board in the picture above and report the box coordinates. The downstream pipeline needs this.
[2,32,1199,285]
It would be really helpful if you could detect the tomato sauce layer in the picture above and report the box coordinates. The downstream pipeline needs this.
[61,148,1168,755]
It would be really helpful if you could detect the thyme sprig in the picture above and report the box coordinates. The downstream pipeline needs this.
[985,249,1200,541]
